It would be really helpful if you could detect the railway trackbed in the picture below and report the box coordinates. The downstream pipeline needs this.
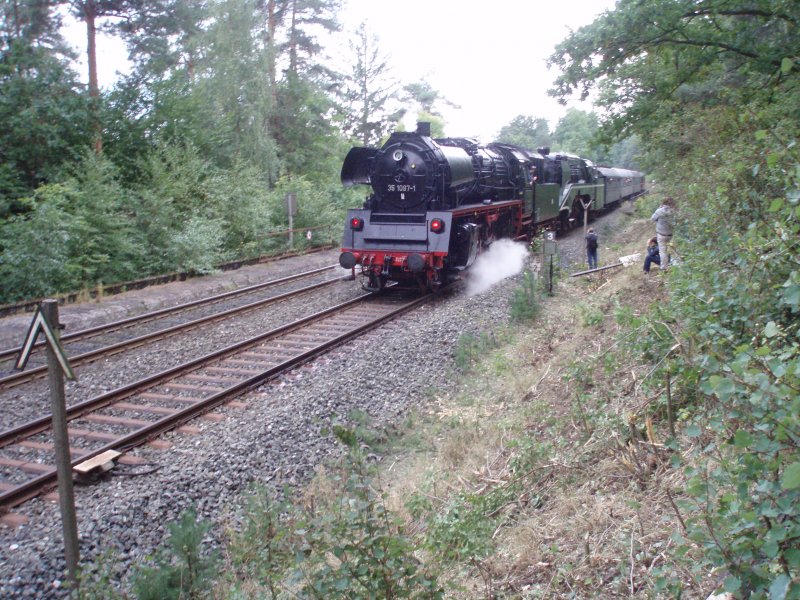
[0,265,340,390]
[0,290,434,513]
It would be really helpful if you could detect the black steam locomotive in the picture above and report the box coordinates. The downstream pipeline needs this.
[339,123,644,291]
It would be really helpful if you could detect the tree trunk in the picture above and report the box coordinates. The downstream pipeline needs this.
[288,0,297,74]
[83,1,103,154]
[267,0,277,96]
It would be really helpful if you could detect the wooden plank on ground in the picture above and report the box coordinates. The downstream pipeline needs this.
[73,450,122,475]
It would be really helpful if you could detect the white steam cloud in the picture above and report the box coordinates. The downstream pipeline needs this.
[465,239,530,296]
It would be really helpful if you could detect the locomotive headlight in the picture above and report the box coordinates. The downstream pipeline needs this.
[392,150,404,162]
[430,218,445,234]
[350,217,364,231]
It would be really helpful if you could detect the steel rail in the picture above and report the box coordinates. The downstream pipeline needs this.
[0,265,337,362]
[0,287,370,443]
[0,269,342,390]
[0,245,336,319]
[0,291,434,511]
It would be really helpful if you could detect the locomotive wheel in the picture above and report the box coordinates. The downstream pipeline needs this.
[495,214,513,239]
[560,211,572,233]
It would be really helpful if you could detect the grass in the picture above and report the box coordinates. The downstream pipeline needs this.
[360,217,702,598]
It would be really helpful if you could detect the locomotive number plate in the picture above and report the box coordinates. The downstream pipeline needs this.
[387,184,416,192]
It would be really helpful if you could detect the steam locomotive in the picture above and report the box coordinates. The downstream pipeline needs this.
[339,123,645,291]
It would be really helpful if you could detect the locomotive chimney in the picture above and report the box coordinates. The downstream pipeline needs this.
[537,147,550,156]
[416,122,431,136]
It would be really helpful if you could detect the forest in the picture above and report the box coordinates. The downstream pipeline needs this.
[2,0,799,597]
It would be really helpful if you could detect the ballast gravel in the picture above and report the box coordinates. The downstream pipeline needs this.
[0,208,632,598]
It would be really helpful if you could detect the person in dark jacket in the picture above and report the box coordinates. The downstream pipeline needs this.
[585,228,598,269]
[643,237,661,274]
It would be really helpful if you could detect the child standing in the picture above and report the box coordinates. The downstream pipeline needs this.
[585,227,598,269]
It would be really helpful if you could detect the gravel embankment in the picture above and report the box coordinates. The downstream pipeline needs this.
[0,208,632,598]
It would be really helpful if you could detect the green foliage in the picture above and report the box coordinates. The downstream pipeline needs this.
[601,134,643,170]
[453,331,501,372]
[421,489,506,563]
[290,464,444,598]
[496,115,552,149]
[134,143,272,271]
[551,108,599,157]
[410,435,551,569]
[549,0,800,141]
[225,450,444,599]
[0,145,283,302]
[0,5,92,207]
[74,549,126,600]
[132,509,219,600]
[0,0,381,304]
[168,216,225,275]
[631,100,799,599]
[554,15,800,592]
[0,184,78,300]
[510,271,543,322]
[0,153,142,301]
[336,22,405,145]
[576,302,603,327]
[272,75,347,180]
[226,489,294,597]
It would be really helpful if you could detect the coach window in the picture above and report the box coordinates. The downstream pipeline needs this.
[528,164,538,185]
[569,162,580,183]
[544,160,560,183]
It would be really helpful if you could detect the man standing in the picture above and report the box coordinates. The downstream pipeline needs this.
[651,197,675,270]
[585,227,598,269]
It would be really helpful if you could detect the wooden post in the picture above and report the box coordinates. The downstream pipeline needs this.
[41,300,80,587]
[582,198,592,233]
[285,193,297,248]
[666,370,675,439]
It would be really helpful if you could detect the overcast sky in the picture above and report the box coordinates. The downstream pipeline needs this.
[64,0,617,143]
[337,0,618,140]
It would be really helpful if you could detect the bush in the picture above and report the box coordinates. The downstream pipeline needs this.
[224,436,444,599]
[453,331,501,372]
[132,509,218,600]
[510,271,543,322]
[167,216,226,275]
[642,108,800,598]
[0,152,142,302]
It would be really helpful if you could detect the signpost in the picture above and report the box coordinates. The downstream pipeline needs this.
[543,231,557,295]
[15,300,79,586]
[581,197,593,232]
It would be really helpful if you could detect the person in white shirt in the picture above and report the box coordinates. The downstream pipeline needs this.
[651,197,675,270]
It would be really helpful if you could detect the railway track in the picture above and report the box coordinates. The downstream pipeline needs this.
[0,290,434,513]
[0,244,337,319]
[0,265,341,390]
